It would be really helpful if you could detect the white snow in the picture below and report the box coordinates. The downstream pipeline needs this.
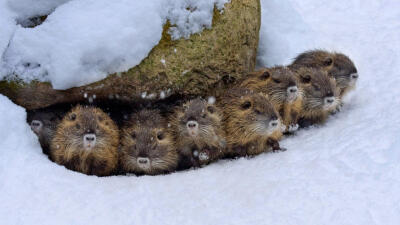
[1,0,400,224]
[0,0,229,89]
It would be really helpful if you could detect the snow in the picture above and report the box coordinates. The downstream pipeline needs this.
[1,0,400,224]
[0,0,229,89]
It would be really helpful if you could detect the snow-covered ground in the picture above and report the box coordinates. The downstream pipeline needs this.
[1,0,400,224]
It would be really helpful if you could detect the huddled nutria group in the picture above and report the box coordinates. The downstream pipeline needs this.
[27,50,358,176]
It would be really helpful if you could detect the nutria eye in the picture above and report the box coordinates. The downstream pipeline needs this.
[157,132,164,140]
[207,106,215,114]
[131,132,136,139]
[324,58,333,66]
[241,101,251,110]
[259,71,270,80]
[70,113,76,121]
[300,75,311,83]
[76,124,80,129]
[273,79,281,84]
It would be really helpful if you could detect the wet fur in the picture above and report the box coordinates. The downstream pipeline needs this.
[50,105,119,176]
[119,110,178,175]
[27,110,63,155]
[219,88,282,157]
[170,98,226,168]
[290,49,358,98]
[292,67,340,126]
[240,66,303,132]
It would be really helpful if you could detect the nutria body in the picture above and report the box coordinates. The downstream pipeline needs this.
[50,105,119,176]
[293,67,339,126]
[290,50,358,98]
[240,66,302,133]
[219,88,283,157]
[28,110,63,155]
[120,110,178,175]
[170,98,226,169]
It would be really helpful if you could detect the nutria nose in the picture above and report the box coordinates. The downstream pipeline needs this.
[351,73,358,79]
[287,86,298,93]
[269,120,279,127]
[187,121,198,129]
[31,120,42,127]
[325,97,335,104]
[84,134,96,142]
[137,157,150,165]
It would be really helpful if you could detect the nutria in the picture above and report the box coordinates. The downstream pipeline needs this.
[170,98,226,169]
[50,105,119,176]
[293,67,340,126]
[240,66,302,133]
[219,88,284,157]
[290,50,358,98]
[119,110,178,175]
[28,110,63,155]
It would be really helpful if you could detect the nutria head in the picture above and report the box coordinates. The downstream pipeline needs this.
[221,88,281,140]
[295,68,339,112]
[241,66,300,104]
[120,110,177,175]
[57,105,117,151]
[329,53,358,94]
[291,50,358,95]
[28,111,61,136]
[173,98,222,142]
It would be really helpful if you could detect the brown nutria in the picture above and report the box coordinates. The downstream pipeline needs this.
[119,110,178,175]
[293,67,340,127]
[290,50,358,99]
[28,110,63,155]
[219,88,284,157]
[170,98,226,169]
[50,105,119,176]
[240,66,302,133]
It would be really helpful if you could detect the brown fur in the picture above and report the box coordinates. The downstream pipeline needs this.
[290,50,358,98]
[28,110,63,155]
[120,110,178,175]
[292,67,340,126]
[240,66,303,132]
[170,98,226,168]
[50,105,119,176]
[219,88,283,157]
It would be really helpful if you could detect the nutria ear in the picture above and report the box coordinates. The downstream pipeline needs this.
[69,113,76,121]
[323,57,333,66]
[259,70,270,80]
[207,106,215,114]
[300,74,311,84]
[241,101,252,110]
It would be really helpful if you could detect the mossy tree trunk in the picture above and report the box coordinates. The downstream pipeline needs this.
[0,0,261,110]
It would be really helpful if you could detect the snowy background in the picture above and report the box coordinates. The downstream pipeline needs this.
[1,0,400,224]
